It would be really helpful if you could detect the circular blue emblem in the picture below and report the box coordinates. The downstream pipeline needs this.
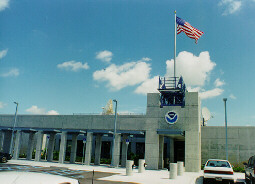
[165,111,178,124]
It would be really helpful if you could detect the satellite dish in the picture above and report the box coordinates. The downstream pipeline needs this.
[202,107,211,122]
[202,107,212,126]
[102,99,114,115]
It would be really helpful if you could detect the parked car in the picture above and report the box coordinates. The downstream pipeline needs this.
[203,159,235,184]
[0,171,80,184]
[0,152,12,160]
[243,155,255,184]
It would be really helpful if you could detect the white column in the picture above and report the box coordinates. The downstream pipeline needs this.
[121,134,129,167]
[35,131,44,162]
[94,134,102,165]
[145,130,159,170]
[13,130,22,160]
[177,161,184,176]
[126,160,134,176]
[47,133,56,162]
[26,132,35,160]
[70,133,78,164]
[59,131,67,163]
[169,163,177,179]
[84,132,93,165]
[138,159,146,173]
[158,135,164,169]
[111,133,121,167]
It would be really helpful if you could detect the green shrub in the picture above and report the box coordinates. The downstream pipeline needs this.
[41,149,46,159]
[19,153,27,158]
[65,156,70,161]
[53,151,59,160]
[100,158,111,164]
[233,166,245,173]
[231,162,245,173]
[76,156,83,162]
[128,152,144,166]
[32,149,36,159]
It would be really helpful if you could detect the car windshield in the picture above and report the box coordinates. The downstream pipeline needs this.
[206,160,231,168]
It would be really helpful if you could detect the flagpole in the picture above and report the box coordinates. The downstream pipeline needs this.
[174,10,176,88]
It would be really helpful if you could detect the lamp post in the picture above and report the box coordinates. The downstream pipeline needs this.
[223,98,228,160]
[111,99,117,167]
[9,102,19,155]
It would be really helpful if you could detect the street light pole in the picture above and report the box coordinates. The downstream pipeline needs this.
[223,98,228,160]
[111,99,117,167]
[9,102,19,155]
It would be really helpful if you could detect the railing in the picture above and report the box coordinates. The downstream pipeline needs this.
[158,77,179,90]
[73,113,145,115]
[158,76,186,107]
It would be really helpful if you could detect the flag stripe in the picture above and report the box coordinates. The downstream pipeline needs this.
[176,16,204,43]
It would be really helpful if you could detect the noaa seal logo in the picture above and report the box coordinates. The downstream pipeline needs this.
[165,111,178,125]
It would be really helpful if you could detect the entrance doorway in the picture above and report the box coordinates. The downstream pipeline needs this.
[174,140,185,163]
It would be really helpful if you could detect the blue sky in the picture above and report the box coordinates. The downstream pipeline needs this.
[0,0,255,126]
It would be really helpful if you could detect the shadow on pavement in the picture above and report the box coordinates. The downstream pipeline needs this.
[195,176,203,184]
[195,176,246,184]
[0,163,137,184]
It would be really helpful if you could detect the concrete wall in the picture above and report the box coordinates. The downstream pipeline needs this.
[0,115,146,131]
[0,92,201,171]
[145,92,201,172]
[201,126,255,165]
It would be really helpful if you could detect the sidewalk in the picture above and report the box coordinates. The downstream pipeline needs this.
[3,160,245,184]
[4,160,202,184]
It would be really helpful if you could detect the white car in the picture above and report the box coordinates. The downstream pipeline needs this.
[203,159,236,184]
[0,171,80,184]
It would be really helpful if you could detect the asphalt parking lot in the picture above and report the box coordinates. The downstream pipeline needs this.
[0,163,136,184]
[194,176,245,184]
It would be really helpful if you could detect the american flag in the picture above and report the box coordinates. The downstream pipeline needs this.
[176,16,204,43]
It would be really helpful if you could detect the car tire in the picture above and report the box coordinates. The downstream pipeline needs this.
[203,177,208,184]
[245,173,250,184]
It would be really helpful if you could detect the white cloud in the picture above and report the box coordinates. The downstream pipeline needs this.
[0,0,9,11]
[141,57,151,62]
[229,94,237,99]
[96,50,113,63]
[1,68,19,77]
[214,78,225,87]
[26,105,59,115]
[199,88,224,99]
[219,0,242,15]
[134,76,159,95]
[26,105,45,114]
[94,51,223,100]
[0,102,7,109]
[47,110,59,115]
[57,60,89,72]
[134,51,223,99]
[186,86,201,92]
[93,58,151,90]
[0,49,8,59]
[186,86,224,100]
[166,51,216,86]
